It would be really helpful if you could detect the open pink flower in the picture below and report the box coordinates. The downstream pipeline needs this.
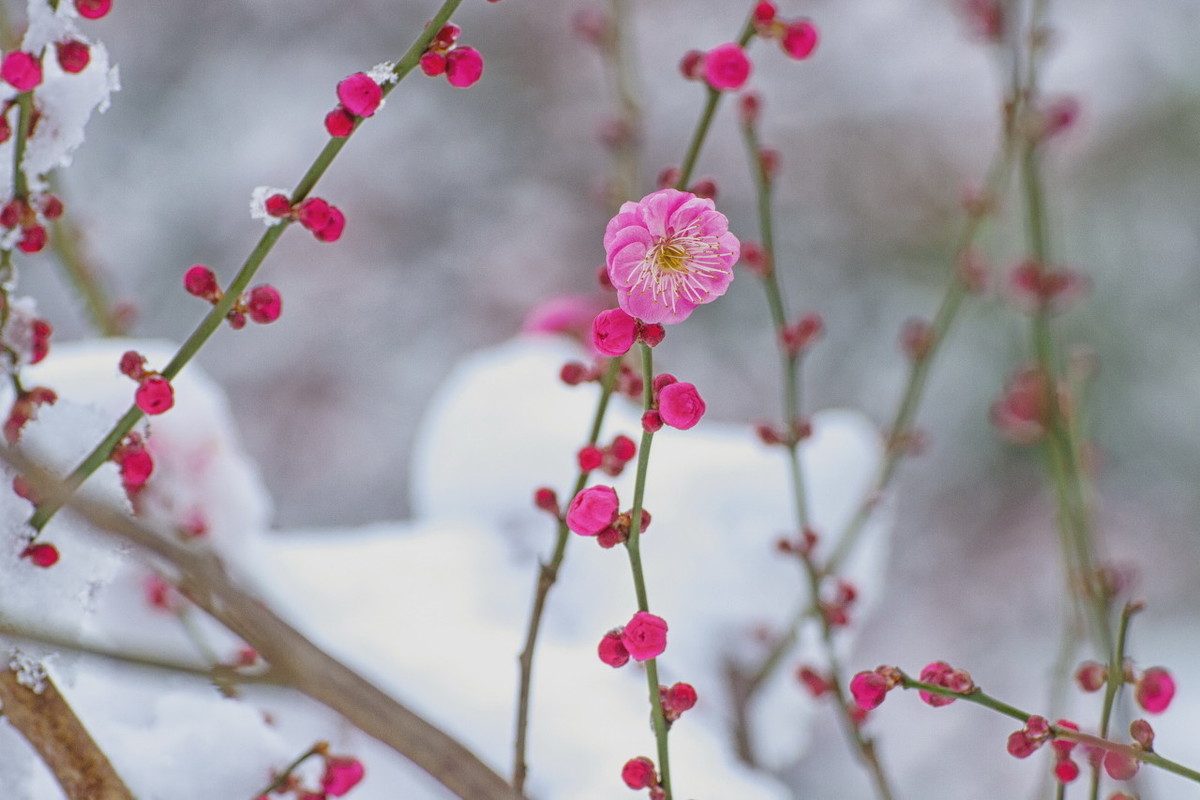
[621,611,668,661]
[603,189,738,324]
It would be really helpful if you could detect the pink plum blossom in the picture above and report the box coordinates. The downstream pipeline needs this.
[603,189,739,324]
[657,381,706,429]
[703,43,752,91]
[621,611,668,661]
[321,756,365,796]
[1,52,42,92]
[565,485,619,535]
[445,47,484,88]
[592,308,639,356]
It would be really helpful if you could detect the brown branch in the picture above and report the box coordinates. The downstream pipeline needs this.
[2,445,523,800]
[0,668,136,800]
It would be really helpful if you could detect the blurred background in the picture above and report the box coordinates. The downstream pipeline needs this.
[15,0,1200,795]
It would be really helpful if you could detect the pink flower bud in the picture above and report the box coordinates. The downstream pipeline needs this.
[30,318,51,364]
[703,43,752,91]
[900,318,935,360]
[296,197,332,230]
[598,630,629,667]
[609,435,636,462]
[797,666,831,697]
[184,265,220,300]
[74,0,112,19]
[638,323,665,348]
[641,409,663,433]
[565,485,619,535]
[753,2,777,25]
[265,193,292,217]
[2,52,42,92]
[135,376,174,415]
[325,107,355,137]
[739,92,761,126]
[1054,757,1079,783]
[657,381,706,430]
[849,670,890,710]
[41,195,64,219]
[577,445,603,472]
[621,611,668,661]
[781,20,819,60]
[1075,660,1107,692]
[1007,730,1039,759]
[246,285,282,324]
[1051,719,1079,756]
[1102,749,1140,781]
[315,206,346,242]
[679,50,705,80]
[445,47,484,88]
[592,308,638,356]
[420,51,447,76]
[532,486,558,513]
[55,40,91,73]
[22,542,59,568]
[320,756,365,797]
[119,350,147,379]
[18,225,47,253]
[621,756,657,789]
[665,682,697,713]
[1136,667,1175,714]
[336,73,383,118]
[1130,718,1155,750]
[119,446,153,489]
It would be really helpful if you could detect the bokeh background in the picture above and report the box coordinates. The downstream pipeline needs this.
[16,0,1200,796]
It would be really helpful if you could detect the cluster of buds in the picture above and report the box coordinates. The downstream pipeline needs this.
[576,434,637,477]
[915,660,975,707]
[651,167,721,201]
[1006,715,1083,783]
[621,756,665,799]
[262,193,346,243]
[324,72,383,137]
[657,682,698,725]
[4,385,56,443]
[591,308,665,357]
[110,431,153,500]
[183,264,282,329]
[1009,258,1088,314]
[780,312,823,359]
[989,366,1068,446]
[558,357,644,399]
[818,577,859,628]
[751,1,819,60]
[641,374,706,433]
[1,194,63,254]
[741,241,771,277]
[119,350,175,416]
[848,664,903,710]
[598,610,669,666]
[755,416,811,448]
[679,42,752,92]
[418,23,484,88]
[564,484,651,549]
[1076,660,1176,714]
[257,744,366,800]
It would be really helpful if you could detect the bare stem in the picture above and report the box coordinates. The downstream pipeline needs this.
[0,669,136,800]
[4,445,524,800]
[512,359,619,792]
